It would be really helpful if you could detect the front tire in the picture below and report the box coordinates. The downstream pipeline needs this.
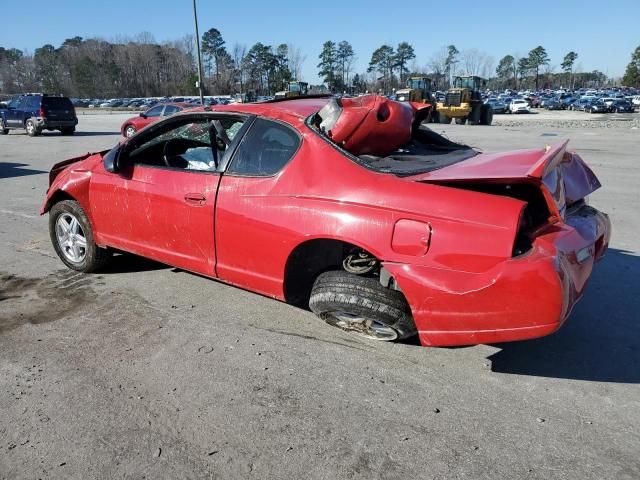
[309,271,416,341]
[49,200,111,272]
[0,118,8,135]
[61,127,75,136]
[125,125,136,137]
[437,112,452,124]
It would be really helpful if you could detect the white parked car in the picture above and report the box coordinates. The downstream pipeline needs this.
[509,99,531,113]
[631,96,640,107]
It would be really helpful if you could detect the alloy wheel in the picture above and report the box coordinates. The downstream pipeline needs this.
[55,213,87,263]
[325,311,398,341]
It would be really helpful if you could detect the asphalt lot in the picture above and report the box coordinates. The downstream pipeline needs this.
[1,112,639,479]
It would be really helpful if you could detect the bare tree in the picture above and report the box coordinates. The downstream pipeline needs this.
[460,49,494,78]
[232,43,247,92]
[287,43,306,80]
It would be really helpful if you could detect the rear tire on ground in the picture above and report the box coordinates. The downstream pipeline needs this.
[25,119,40,137]
[455,117,467,125]
[49,200,112,273]
[309,270,417,341]
[0,119,8,135]
[61,127,75,136]
[480,104,493,125]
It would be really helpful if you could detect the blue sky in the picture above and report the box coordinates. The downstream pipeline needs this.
[1,0,638,83]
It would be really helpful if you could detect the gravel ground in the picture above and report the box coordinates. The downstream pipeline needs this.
[491,109,640,129]
[0,113,639,479]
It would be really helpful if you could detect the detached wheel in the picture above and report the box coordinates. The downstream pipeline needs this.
[309,271,416,341]
[49,200,111,272]
[25,119,40,137]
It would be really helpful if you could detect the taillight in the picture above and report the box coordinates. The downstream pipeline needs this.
[38,107,46,118]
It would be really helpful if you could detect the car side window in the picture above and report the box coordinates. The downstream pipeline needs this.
[28,97,40,109]
[146,106,164,117]
[126,117,246,172]
[15,97,27,109]
[7,97,19,109]
[163,105,180,116]
[227,118,300,176]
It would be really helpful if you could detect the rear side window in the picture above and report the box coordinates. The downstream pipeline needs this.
[227,118,300,176]
[24,97,39,109]
[163,105,180,115]
[43,97,73,110]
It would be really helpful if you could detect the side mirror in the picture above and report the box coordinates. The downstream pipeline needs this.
[139,112,147,118]
[103,144,123,173]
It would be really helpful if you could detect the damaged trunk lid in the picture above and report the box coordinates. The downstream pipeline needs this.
[409,140,601,223]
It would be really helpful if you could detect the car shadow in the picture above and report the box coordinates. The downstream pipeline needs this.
[488,249,640,383]
[72,131,121,137]
[98,252,168,274]
[0,162,47,179]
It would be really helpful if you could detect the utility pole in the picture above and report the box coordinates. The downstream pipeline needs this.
[193,0,205,104]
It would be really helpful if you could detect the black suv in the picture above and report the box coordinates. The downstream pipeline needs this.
[0,94,78,136]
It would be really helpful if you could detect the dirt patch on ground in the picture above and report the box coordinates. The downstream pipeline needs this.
[0,270,99,333]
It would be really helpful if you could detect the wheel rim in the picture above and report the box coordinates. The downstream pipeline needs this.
[126,126,136,137]
[26,122,34,134]
[55,213,87,263]
[325,311,398,341]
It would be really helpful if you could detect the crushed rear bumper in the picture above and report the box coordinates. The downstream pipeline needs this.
[383,205,611,347]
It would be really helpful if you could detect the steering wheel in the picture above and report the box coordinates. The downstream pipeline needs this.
[162,138,178,167]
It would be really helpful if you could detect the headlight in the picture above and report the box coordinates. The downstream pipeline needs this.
[398,96,406,101]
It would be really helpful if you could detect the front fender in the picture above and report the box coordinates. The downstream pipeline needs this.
[40,151,105,214]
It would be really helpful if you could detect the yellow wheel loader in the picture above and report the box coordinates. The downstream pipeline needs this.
[436,76,493,126]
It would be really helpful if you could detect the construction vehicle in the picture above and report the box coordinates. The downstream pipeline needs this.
[435,76,493,125]
[274,81,309,99]
[395,76,434,103]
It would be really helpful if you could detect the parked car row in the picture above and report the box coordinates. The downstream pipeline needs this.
[70,96,234,109]
[481,87,639,115]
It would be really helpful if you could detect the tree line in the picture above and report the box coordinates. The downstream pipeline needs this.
[1,29,635,98]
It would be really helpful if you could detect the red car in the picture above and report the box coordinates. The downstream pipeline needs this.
[120,102,191,138]
[42,95,611,347]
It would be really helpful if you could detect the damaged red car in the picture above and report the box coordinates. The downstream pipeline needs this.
[41,95,611,347]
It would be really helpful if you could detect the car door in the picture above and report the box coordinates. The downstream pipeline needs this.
[90,114,248,276]
[214,118,302,296]
[5,97,23,127]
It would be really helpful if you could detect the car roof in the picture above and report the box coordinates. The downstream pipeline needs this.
[204,97,332,121]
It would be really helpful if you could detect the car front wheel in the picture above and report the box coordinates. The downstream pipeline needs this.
[125,125,136,137]
[309,271,417,341]
[49,200,112,272]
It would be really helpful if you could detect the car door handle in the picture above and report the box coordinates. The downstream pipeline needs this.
[184,193,206,205]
